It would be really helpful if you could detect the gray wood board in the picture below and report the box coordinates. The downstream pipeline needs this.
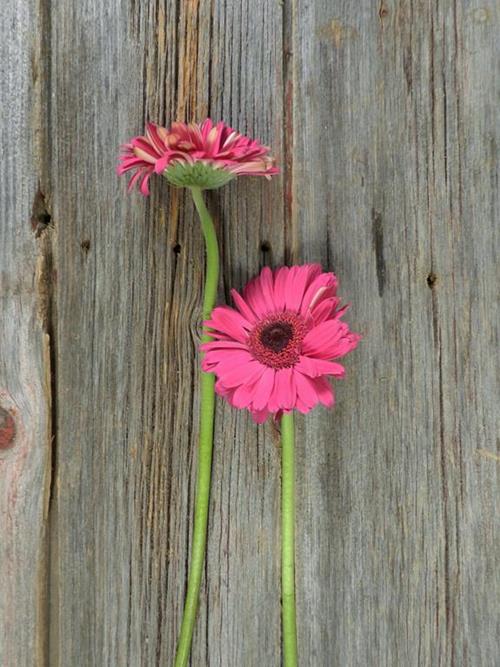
[1,0,498,665]
[292,1,499,665]
[0,1,51,665]
[47,1,284,665]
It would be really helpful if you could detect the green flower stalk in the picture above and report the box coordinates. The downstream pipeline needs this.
[281,411,298,666]
[173,187,219,667]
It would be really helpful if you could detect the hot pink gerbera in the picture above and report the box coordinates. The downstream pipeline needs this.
[201,265,361,423]
[117,119,279,194]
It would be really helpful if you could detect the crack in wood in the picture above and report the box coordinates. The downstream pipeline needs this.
[371,208,385,297]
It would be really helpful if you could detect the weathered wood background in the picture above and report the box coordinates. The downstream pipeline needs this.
[1,1,498,665]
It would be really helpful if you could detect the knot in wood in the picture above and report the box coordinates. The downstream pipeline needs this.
[0,407,16,449]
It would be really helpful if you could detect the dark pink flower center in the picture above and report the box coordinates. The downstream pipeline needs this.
[248,312,306,369]
[260,322,293,352]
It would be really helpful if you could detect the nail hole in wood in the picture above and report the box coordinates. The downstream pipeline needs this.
[80,239,91,253]
[427,272,438,289]
[260,241,271,253]
[31,188,52,237]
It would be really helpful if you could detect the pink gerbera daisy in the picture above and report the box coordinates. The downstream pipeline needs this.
[117,119,279,194]
[201,264,361,423]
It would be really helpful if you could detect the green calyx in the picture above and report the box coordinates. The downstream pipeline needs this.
[163,162,236,190]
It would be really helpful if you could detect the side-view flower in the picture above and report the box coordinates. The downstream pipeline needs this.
[117,119,278,194]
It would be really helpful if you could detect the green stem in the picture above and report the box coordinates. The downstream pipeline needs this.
[190,187,220,325]
[281,411,298,667]
[174,187,219,667]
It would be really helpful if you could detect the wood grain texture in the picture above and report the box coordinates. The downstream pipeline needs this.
[292,1,499,665]
[0,1,51,665]
[3,0,498,665]
[47,1,284,665]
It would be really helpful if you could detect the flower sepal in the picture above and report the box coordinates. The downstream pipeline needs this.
[162,161,236,190]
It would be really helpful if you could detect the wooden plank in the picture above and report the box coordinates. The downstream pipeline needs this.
[0,1,52,665]
[203,2,286,663]
[48,1,285,664]
[442,2,499,662]
[292,1,499,665]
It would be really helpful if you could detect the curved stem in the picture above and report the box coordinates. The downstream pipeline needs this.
[281,411,298,667]
[174,187,219,667]
[190,187,220,325]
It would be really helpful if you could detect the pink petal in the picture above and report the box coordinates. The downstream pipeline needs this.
[268,368,296,412]
[214,379,233,398]
[154,155,169,173]
[200,340,249,353]
[131,140,159,162]
[205,122,225,155]
[126,168,145,191]
[257,267,276,312]
[209,350,254,370]
[201,118,214,141]
[202,350,254,374]
[302,319,358,359]
[311,298,341,324]
[302,283,335,315]
[205,306,252,343]
[294,372,319,410]
[202,328,238,341]
[232,382,258,408]
[286,264,322,312]
[201,355,218,372]
[243,277,272,318]
[139,173,151,196]
[330,332,362,358]
[118,156,150,172]
[294,356,345,378]
[216,360,264,389]
[251,367,275,411]
[311,377,335,407]
[146,123,168,154]
[230,288,258,323]
[283,266,300,311]
[334,303,350,318]
[300,272,337,315]
[273,267,289,311]
[251,408,270,424]
[307,286,328,310]
[295,397,311,414]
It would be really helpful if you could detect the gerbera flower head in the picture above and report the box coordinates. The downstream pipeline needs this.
[201,265,361,423]
[117,119,279,194]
